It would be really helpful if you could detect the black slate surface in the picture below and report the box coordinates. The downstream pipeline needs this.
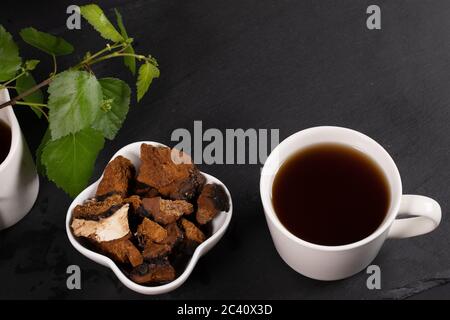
[0,0,449,299]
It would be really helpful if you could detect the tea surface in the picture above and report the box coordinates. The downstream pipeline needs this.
[0,120,11,165]
[272,143,390,246]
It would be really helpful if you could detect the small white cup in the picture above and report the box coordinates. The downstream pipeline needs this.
[0,89,39,229]
[260,126,442,281]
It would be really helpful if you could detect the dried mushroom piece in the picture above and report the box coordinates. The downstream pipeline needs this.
[130,259,176,284]
[96,156,135,198]
[142,242,172,260]
[136,144,205,200]
[196,183,230,225]
[179,218,206,255]
[72,194,123,220]
[123,195,143,234]
[136,218,167,245]
[71,204,130,242]
[142,197,193,225]
[162,222,184,249]
[181,218,206,244]
[124,195,142,212]
[96,235,143,267]
[133,182,160,198]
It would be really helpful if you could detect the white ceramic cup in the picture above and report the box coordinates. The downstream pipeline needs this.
[0,89,39,229]
[260,126,442,281]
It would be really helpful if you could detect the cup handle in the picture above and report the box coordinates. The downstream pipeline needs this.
[388,195,442,239]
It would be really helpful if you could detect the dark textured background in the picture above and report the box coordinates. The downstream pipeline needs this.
[0,0,449,299]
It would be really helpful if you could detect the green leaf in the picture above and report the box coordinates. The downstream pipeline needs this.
[48,70,103,139]
[114,9,129,38]
[19,27,74,56]
[25,59,40,71]
[0,25,21,81]
[41,128,105,197]
[80,4,123,42]
[123,45,136,75]
[123,44,136,75]
[136,62,159,102]
[92,78,130,140]
[36,128,51,174]
[114,9,135,74]
[16,72,44,118]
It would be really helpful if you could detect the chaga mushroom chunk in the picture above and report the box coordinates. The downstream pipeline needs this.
[136,218,167,246]
[136,144,205,200]
[96,235,143,267]
[123,195,142,212]
[142,242,172,260]
[133,182,160,198]
[162,222,184,249]
[72,194,123,220]
[142,197,193,225]
[181,218,205,244]
[130,259,176,284]
[180,218,206,255]
[196,183,230,225]
[96,156,135,198]
[71,204,131,242]
[71,204,143,267]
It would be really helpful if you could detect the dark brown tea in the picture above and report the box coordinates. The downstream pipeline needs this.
[0,120,12,164]
[272,143,390,246]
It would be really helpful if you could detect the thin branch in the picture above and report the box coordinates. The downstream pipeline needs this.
[15,101,47,107]
[15,101,49,122]
[1,70,26,87]
[36,107,49,122]
[0,42,131,111]
[73,42,126,70]
[41,111,49,122]
[51,54,57,76]
[0,77,52,110]
[88,52,149,66]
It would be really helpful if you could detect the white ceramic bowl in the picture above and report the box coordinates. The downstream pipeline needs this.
[66,141,233,295]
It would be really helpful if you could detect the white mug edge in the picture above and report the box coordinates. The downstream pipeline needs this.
[0,89,21,173]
